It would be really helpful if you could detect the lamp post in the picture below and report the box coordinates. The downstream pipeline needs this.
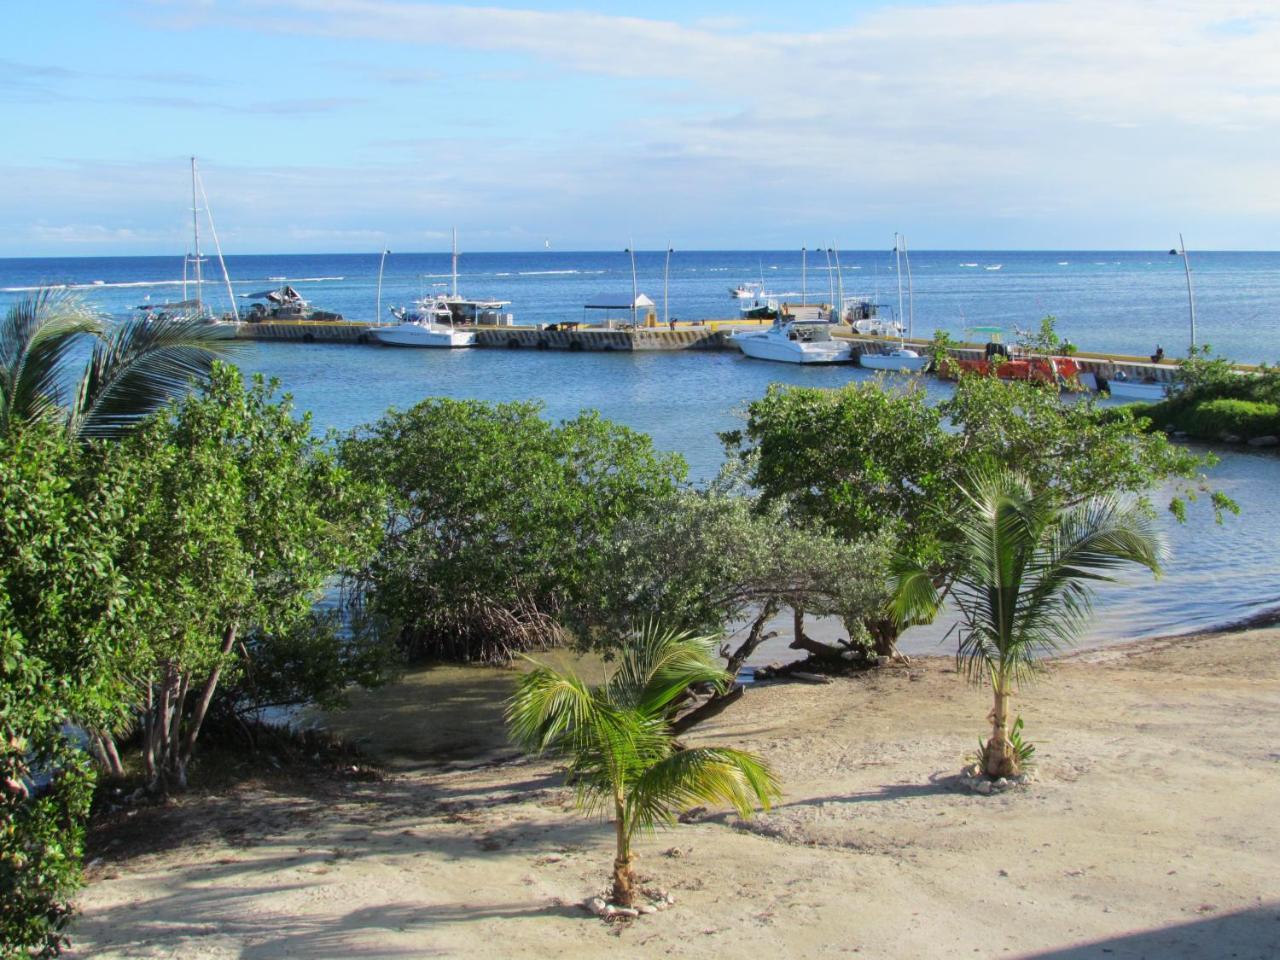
[801,246,807,305]
[824,246,835,319]
[832,245,844,324]
[664,244,673,325]
[625,243,638,327]
[376,247,390,324]
[893,233,904,334]
[901,233,914,339]
[1169,234,1197,351]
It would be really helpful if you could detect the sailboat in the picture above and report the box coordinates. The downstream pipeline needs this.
[138,158,239,326]
[859,233,927,372]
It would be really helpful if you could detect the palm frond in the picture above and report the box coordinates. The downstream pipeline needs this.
[606,621,730,718]
[506,665,602,755]
[625,746,781,836]
[0,290,101,433]
[68,314,238,440]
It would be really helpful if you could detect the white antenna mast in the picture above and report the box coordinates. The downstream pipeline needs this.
[451,227,458,299]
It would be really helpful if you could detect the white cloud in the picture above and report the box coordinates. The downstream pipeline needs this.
[13,1,1280,250]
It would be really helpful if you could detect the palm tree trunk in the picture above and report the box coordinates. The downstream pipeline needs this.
[610,794,635,907]
[985,684,1017,778]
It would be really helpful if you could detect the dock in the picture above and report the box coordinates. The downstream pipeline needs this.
[230,318,1199,384]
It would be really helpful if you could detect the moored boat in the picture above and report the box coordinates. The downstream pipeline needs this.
[1100,375,1169,401]
[733,319,852,364]
[859,346,928,373]
[374,296,476,347]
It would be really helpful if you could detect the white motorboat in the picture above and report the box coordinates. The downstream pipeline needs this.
[730,281,764,299]
[1102,377,1168,401]
[733,320,852,364]
[859,346,929,373]
[374,297,476,348]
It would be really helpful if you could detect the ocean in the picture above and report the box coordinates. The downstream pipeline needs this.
[2,250,1278,656]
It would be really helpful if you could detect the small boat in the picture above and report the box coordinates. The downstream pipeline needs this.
[739,298,779,321]
[241,284,342,322]
[730,281,764,299]
[733,319,852,364]
[374,297,476,348]
[1100,376,1169,401]
[859,346,928,373]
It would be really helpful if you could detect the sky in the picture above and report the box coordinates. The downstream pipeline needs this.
[2,0,1279,255]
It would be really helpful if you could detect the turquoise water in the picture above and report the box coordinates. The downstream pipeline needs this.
[235,340,1280,657]
[3,251,1278,654]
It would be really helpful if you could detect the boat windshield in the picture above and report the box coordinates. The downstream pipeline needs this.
[787,322,833,342]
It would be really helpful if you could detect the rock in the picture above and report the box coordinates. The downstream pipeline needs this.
[875,655,890,668]
[974,780,993,795]
[605,905,639,919]
[994,777,1011,791]
[586,897,608,917]
[637,904,658,915]
[1171,430,1189,440]
[1219,433,1242,444]
[1247,435,1279,447]
[998,868,1009,877]
[678,806,707,824]
[665,892,677,904]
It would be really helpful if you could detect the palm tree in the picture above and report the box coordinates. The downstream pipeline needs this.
[0,289,236,440]
[507,623,781,907]
[892,468,1165,778]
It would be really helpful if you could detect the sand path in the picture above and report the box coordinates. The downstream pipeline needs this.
[71,628,1280,959]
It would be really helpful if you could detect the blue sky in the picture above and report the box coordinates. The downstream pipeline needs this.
[2,0,1279,255]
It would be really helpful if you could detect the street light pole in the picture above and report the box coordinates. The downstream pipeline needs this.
[376,247,389,323]
[1171,233,1197,351]
[824,246,835,319]
[801,246,807,306]
[626,243,638,327]
[664,244,673,325]
[832,245,844,324]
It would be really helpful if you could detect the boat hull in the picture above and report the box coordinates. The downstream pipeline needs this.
[373,326,476,348]
[1104,379,1168,401]
[859,352,929,373]
[735,334,851,364]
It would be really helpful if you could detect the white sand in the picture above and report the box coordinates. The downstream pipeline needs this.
[71,627,1280,959]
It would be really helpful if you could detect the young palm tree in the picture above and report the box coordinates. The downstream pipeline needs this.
[0,289,235,440]
[507,623,781,907]
[893,467,1165,778]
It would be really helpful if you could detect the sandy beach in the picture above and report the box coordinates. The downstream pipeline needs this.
[71,626,1279,959]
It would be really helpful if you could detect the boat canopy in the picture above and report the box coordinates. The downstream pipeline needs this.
[582,293,655,310]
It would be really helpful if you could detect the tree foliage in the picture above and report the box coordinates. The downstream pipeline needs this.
[726,375,1226,656]
[112,364,385,790]
[507,624,780,906]
[341,399,686,663]
[0,427,134,957]
[579,463,891,673]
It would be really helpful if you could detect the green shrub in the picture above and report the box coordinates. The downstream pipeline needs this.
[1179,398,1280,439]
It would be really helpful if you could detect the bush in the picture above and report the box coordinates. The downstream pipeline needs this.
[1178,398,1280,440]
[341,399,686,663]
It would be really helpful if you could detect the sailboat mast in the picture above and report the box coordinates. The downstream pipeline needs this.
[451,227,458,299]
[191,157,203,317]
[902,234,914,339]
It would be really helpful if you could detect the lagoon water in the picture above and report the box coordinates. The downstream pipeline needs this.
[3,250,1279,656]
